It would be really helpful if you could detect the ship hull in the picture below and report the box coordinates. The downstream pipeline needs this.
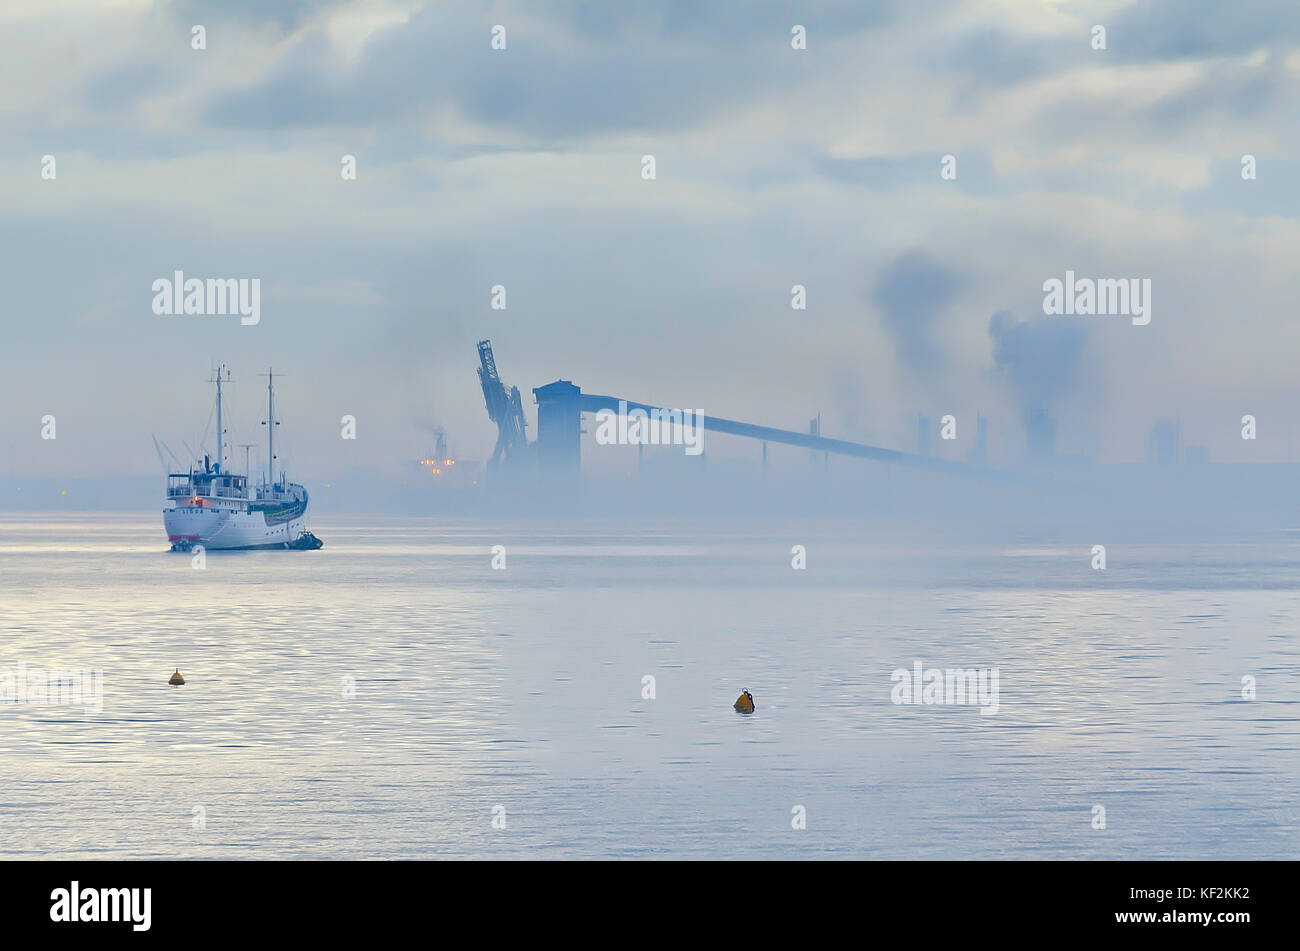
[164,505,308,551]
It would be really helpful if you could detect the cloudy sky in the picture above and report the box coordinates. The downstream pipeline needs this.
[4,0,1300,479]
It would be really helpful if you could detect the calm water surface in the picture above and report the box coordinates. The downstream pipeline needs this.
[1,513,1297,859]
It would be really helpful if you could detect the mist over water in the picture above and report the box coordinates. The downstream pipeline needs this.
[1,513,1295,859]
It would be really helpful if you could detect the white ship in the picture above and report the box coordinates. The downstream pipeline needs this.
[163,366,321,552]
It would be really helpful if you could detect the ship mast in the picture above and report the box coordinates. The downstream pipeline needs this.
[260,368,281,489]
[210,364,231,473]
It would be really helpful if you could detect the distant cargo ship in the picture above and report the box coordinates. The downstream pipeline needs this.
[404,426,479,488]
[163,366,320,551]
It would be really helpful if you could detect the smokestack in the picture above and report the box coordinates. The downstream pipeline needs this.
[1024,408,1055,461]
[1147,419,1181,466]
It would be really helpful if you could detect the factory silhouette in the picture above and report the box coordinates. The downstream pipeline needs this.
[477,337,1215,476]
[451,338,1288,535]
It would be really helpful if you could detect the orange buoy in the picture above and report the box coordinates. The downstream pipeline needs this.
[169,669,185,686]
[733,689,754,714]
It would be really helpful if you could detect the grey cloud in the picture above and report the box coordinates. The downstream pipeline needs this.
[1144,57,1283,128]
[172,0,354,32]
[552,0,905,39]
[988,310,1088,415]
[942,27,1071,93]
[873,250,962,373]
[1111,0,1300,60]
[200,0,935,138]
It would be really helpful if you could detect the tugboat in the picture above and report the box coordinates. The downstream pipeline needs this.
[163,367,321,551]
[288,531,324,550]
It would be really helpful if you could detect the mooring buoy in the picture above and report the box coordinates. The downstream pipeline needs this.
[734,689,754,714]
[169,669,185,686]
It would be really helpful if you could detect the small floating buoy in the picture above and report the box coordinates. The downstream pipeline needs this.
[169,669,185,686]
[734,689,754,714]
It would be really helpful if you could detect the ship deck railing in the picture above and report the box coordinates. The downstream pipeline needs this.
[167,488,251,503]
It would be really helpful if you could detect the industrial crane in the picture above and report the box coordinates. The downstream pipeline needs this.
[477,339,529,467]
